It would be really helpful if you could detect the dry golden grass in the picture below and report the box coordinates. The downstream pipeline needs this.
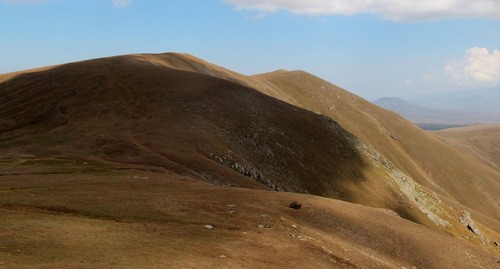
[0,159,498,268]
[435,124,500,170]
[0,53,499,267]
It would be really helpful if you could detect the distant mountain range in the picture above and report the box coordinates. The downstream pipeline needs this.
[373,96,500,128]
[410,88,500,115]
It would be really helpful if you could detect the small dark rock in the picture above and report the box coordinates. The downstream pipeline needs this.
[289,201,302,210]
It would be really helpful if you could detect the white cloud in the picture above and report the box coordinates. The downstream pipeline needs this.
[224,0,500,21]
[445,47,500,86]
[404,79,412,85]
[112,0,131,8]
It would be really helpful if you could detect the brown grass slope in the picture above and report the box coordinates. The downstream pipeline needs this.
[435,124,500,170]
[0,55,432,227]
[0,55,443,224]
[130,53,500,231]
[0,55,371,196]
[0,160,498,269]
[129,53,500,223]
[253,71,500,224]
[0,53,499,255]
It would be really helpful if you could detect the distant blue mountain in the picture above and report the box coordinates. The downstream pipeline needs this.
[373,95,499,126]
[408,88,500,115]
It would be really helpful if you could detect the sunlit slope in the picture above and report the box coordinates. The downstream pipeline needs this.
[0,55,423,224]
[435,125,500,170]
[131,53,499,222]
[0,160,497,269]
[0,53,498,251]
[253,71,500,220]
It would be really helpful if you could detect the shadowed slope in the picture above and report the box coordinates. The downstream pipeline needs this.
[0,53,499,255]
[0,55,367,198]
[0,55,439,227]
[128,53,499,222]
[0,164,498,269]
[253,70,500,222]
[130,53,500,222]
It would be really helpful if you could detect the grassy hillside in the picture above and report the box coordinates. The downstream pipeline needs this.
[0,53,499,266]
[125,53,500,223]
[435,125,500,170]
[0,159,498,268]
[251,70,500,221]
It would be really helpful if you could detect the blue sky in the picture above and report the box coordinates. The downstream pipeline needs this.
[1,0,499,100]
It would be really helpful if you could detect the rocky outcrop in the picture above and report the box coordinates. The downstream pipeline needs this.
[353,139,452,227]
[459,210,490,246]
[211,154,284,191]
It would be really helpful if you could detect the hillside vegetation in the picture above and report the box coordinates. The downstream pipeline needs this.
[435,125,500,170]
[0,53,498,267]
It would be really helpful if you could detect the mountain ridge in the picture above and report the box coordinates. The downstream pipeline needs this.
[0,53,499,266]
[1,52,498,221]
